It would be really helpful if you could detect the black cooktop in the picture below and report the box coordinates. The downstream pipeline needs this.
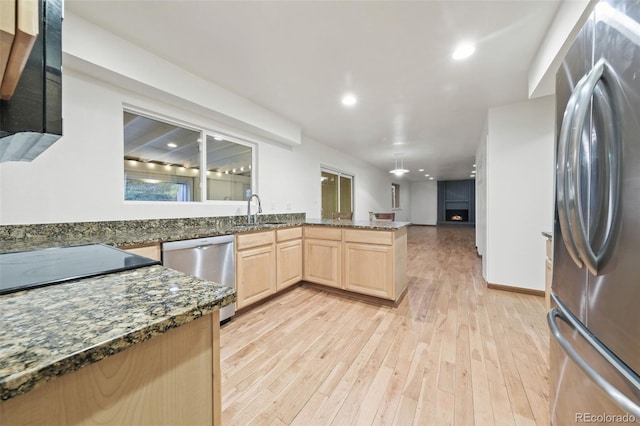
[0,244,160,295]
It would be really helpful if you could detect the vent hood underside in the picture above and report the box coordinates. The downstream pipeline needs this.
[0,0,63,163]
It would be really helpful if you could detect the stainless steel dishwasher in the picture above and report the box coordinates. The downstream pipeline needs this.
[162,235,235,322]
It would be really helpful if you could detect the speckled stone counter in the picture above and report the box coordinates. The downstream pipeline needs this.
[0,213,306,253]
[0,265,235,402]
[304,218,411,230]
[0,214,410,254]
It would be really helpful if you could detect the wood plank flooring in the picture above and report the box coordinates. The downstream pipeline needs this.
[220,225,549,425]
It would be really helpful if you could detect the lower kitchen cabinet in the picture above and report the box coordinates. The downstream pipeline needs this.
[545,235,552,311]
[343,242,393,299]
[276,227,303,290]
[342,228,406,301]
[236,231,276,309]
[236,225,408,309]
[303,231,341,288]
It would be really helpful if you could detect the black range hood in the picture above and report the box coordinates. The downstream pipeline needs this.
[0,0,63,163]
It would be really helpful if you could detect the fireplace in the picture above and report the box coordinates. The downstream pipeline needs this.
[446,209,469,222]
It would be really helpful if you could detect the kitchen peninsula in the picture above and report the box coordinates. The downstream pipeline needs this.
[0,214,409,425]
[0,264,235,424]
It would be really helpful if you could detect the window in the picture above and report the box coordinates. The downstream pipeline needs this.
[392,183,401,209]
[123,110,254,202]
[321,168,353,219]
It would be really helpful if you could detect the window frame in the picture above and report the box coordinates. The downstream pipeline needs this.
[122,105,257,204]
[320,166,354,219]
[391,182,401,210]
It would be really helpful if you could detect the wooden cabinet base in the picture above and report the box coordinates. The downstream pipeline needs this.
[302,281,408,306]
[0,311,221,425]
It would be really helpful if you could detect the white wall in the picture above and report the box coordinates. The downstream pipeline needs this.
[483,95,555,291]
[475,123,488,277]
[0,15,397,225]
[409,181,437,225]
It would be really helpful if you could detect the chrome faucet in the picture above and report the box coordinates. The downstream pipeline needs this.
[247,193,262,224]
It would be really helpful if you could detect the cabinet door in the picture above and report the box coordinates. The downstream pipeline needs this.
[343,243,393,299]
[277,239,303,290]
[236,245,276,309]
[303,238,341,288]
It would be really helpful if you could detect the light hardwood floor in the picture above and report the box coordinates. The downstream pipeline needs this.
[220,226,549,425]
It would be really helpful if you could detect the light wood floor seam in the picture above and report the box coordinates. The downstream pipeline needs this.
[220,226,549,425]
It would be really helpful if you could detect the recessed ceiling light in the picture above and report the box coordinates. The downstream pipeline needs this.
[473,164,477,167]
[425,174,430,177]
[418,168,424,172]
[214,136,224,141]
[470,175,476,178]
[392,141,406,146]
[429,177,434,180]
[452,43,476,60]
[341,93,357,107]
[167,142,177,148]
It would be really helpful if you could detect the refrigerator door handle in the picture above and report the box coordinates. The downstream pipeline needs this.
[548,299,640,418]
[567,59,621,275]
[557,68,588,269]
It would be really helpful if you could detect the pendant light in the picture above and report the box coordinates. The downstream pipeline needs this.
[389,157,409,176]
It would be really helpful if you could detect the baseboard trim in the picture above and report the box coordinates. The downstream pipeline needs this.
[487,283,545,297]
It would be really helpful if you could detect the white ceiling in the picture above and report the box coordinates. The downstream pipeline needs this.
[66,0,561,181]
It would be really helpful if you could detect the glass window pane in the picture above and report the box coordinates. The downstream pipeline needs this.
[205,135,252,201]
[123,112,201,201]
[339,175,352,213]
[321,171,338,219]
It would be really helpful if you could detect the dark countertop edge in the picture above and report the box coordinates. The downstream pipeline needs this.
[542,231,552,239]
[0,290,236,402]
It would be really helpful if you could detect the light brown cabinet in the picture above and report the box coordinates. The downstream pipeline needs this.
[545,236,552,311]
[303,226,407,302]
[236,231,276,309]
[343,228,406,301]
[343,242,393,298]
[303,227,342,288]
[119,243,161,261]
[276,227,303,290]
[236,225,409,308]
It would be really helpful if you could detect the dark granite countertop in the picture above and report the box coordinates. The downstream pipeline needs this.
[0,217,411,254]
[303,218,411,230]
[0,265,235,402]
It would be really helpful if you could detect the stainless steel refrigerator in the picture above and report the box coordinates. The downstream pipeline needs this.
[551,0,640,424]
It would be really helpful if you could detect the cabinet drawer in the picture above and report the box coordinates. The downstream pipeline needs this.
[277,227,302,242]
[343,229,393,245]
[236,230,275,250]
[304,226,342,241]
